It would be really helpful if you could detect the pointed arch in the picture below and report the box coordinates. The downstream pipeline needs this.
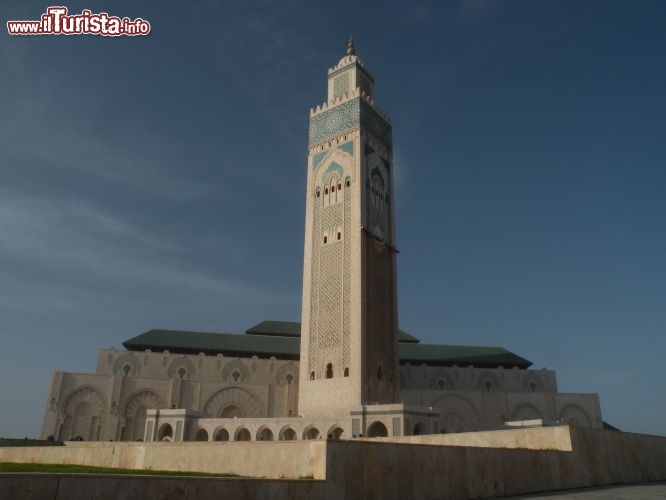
[213,427,230,441]
[322,162,344,184]
[428,370,454,390]
[279,426,297,441]
[203,386,264,418]
[327,424,344,440]
[158,423,173,441]
[523,373,545,393]
[234,427,251,441]
[167,357,196,380]
[302,425,321,440]
[120,390,164,441]
[275,362,299,385]
[112,353,141,377]
[256,426,274,441]
[195,428,209,441]
[58,386,106,441]
[432,394,480,432]
[511,403,543,422]
[558,404,592,427]
[367,421,388,438]
[221,359,250,383]
[476,371,500,392]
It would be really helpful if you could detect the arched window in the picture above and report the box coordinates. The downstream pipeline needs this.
[177,367,186,379]
[345,177,351,187]
[337,232,341,240]
[123,364,132,376]
[286,374,294,385]
[326,363,333,379]
[324,188,329,194]
[232,371,240,382]
[323,235,328,244]
[331,186,335,193]
[195,428,208,441]
[377,365,383,381]
[315,188,321,198]
[310,371,315,380]
[338,182,342,190]
[344,367,349,377]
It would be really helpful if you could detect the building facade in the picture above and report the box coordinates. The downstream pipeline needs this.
[41,41,603,443]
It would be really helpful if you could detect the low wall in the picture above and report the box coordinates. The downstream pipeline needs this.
[2,427,666,499]
[325,427,666,499]
[0,474,325,500]
[0,440,327,479]
[369,425,573,451]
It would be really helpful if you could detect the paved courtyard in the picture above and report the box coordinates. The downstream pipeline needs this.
[500,481,666,499]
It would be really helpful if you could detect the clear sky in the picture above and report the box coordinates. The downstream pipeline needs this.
[1,0,664,438]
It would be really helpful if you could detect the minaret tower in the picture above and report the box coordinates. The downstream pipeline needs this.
[298,38,399,417]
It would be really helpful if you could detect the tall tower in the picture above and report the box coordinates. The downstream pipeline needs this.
[298,39,399,417]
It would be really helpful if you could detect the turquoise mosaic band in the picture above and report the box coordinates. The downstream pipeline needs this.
[309,98,392,150]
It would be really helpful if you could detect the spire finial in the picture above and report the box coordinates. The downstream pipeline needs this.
[346,34,355,56]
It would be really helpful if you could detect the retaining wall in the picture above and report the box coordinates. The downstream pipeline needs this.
[0,440,326,479]
[2,427,666,499]
[0,474,325,500]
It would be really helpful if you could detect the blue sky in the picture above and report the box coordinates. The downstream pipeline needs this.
[1,0,664,438]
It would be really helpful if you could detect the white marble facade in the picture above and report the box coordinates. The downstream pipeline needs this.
[41,345,602,441]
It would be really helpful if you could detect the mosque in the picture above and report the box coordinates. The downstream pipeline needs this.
[40,39,602,444]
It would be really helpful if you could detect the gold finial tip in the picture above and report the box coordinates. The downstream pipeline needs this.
[346,35,355,56]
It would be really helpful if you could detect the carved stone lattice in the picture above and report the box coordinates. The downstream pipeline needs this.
[319,203,344,349]
[308,200,320,374]
[342,186,351,367]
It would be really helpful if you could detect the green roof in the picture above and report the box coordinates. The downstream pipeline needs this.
[398,342,532,369]
[123,329,300,359]
[123,322,531,369]
[245,320,420,344]
[246,321,302,337]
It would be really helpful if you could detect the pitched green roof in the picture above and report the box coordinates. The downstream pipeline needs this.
[123,329,300,359]
[123,323,531,369]
[398,342,532,369]
[246,321,302,337]
[245,320,420,344]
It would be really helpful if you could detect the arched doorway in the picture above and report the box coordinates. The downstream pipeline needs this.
[257,427,274,441]
[279,427,297,441]
[367,421,388,438]
[120,390,164,441]
[195,428,208,441]
[58,387,105,441]
[413,422,424,435]
[234,427,251,441]
[213,427,229,441]
[303,427,320,440]
[203,387,264,418]
[157,423,173,441]
[327,426,344,440]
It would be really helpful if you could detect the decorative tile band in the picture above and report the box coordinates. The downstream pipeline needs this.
[309,98,392,150]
